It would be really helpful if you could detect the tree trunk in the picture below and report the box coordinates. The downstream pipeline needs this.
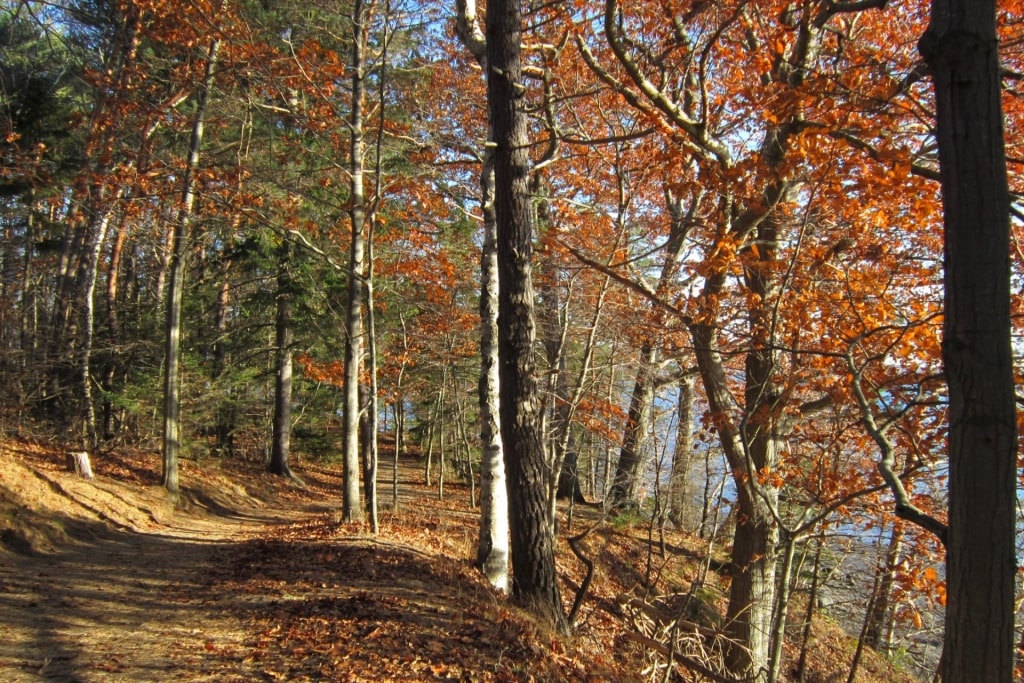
[476,156,510,591]
[668,372,696,528]
[363,233,379,533]
[162,31,220,497]
[455,0,511,592]
[608,345,656,508]
[342,0,369,523]
[486,0,565,631]
[78,201,116,448]
[920,4,1017,682]
[796,530,825,683]
[864,522,904,652]
[269,238,296,480]
[608,190,692,511]
[100,211,129,440]
[691,312,781,680]
[767,533,799,683]
[724,486,778,679]
[213,277,234,457]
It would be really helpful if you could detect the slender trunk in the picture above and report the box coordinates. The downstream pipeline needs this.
[549,274,609,507]
[796,530,825,683]
[360,381,376,527]
[768,533,798,683]
[608,189,692,510]
[342,0,369,522]
[608,345,656,508]
[162,31,220,496]
[454,0,509,592]
[79,201,116,448]
[364,239,379,533]
[213,276,233,455]
[269,238,295,479]
[19,193,37,385]
[864,522,904,652]
[437,363,446,502]
[100,211,129,439]
[392,320,408,512]
[847,571,882,683]
[668,372,696,528]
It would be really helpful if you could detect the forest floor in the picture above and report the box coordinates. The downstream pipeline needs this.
[0,434,920,683]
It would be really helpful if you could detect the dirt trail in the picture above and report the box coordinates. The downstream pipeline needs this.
[0,448,554,683]
[0,488,304,682]
[0,441,332,683]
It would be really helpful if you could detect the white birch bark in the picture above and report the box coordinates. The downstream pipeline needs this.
[456,0,509,593]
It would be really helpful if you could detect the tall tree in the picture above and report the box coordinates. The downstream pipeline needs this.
[342,0,371,523]
[919,2,1017,680]
[486,0,565,629]
[455,0,510,593]
[568,0,950,676]
[268,236,298,481]
[162,18,222,496]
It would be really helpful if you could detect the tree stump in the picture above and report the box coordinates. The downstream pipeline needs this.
[66,451,93,479]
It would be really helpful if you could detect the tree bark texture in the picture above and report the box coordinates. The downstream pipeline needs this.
[342,0,369,523]
[162,31,220,497]
[920,3,1017,681]
[476,147,510,592]
[269,238,295,479]
[608,344,657,508]
[454,0,509,591]
[668,373,696,527]
[486,0,565,629]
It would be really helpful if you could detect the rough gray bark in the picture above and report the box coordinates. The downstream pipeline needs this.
[608,345,657,507]
[667,372,696,527]
[920,3,1018,681]
[486,0,565,630]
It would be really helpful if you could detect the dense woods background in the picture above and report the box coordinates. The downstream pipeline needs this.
[1,0,1022,680]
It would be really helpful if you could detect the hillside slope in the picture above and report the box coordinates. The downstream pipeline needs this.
[0,438,919,682]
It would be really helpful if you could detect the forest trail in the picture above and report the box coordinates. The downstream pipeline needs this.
[0,441,612,682]
[0,441,328,682]
[0,511,280,681]
[0,439,919,683]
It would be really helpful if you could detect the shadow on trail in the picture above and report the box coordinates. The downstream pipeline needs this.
[208,533,539,682]
[0,509,286,683]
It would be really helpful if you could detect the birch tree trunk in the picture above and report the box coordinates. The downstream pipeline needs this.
[79,200,117,448]
[456,0,510,594]
[476,151,509,590]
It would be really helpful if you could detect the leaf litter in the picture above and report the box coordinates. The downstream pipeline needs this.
[0,436,919,682]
